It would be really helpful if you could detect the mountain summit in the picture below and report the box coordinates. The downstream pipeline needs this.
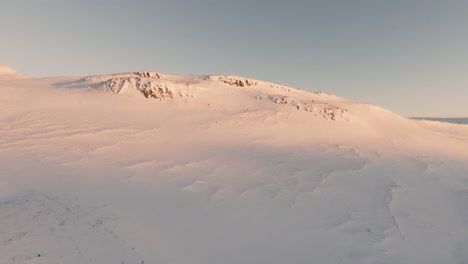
[55,71,352,121]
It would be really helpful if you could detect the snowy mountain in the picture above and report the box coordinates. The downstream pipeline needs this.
[55,71,350,120]
[1,67,468,264]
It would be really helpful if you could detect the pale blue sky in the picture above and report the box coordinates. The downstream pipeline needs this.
[2,0,468,117]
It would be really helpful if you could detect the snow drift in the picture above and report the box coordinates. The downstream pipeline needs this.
[0,64,31,80]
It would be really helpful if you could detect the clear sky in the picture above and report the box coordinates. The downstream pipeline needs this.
[1,0,467,117]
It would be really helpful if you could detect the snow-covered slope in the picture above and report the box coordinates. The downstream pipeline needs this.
[0,64,31,80]
[52,71,351,121]
[1,67,468,264]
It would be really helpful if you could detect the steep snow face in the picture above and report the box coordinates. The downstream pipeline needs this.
[0,64,30,80]
[1,70,468,264]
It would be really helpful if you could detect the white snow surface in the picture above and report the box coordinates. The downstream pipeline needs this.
[0,65,31,80]
[1,69,468,264]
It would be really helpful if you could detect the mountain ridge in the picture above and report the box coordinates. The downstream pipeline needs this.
[50,70,357,121]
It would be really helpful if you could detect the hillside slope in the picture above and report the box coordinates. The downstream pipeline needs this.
[1,69,468,264]
[0,64,31,80]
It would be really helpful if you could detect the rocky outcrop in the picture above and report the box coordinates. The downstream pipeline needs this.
[97,77,180,100]
[214,76,259,87]
[141,85,173,99]
[134,71,162,78]
[256,95,349,121]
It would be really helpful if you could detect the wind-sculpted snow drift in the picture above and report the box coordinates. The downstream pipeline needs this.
[1,66,468,264]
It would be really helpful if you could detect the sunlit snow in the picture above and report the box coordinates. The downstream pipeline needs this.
[1,66,468,264]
